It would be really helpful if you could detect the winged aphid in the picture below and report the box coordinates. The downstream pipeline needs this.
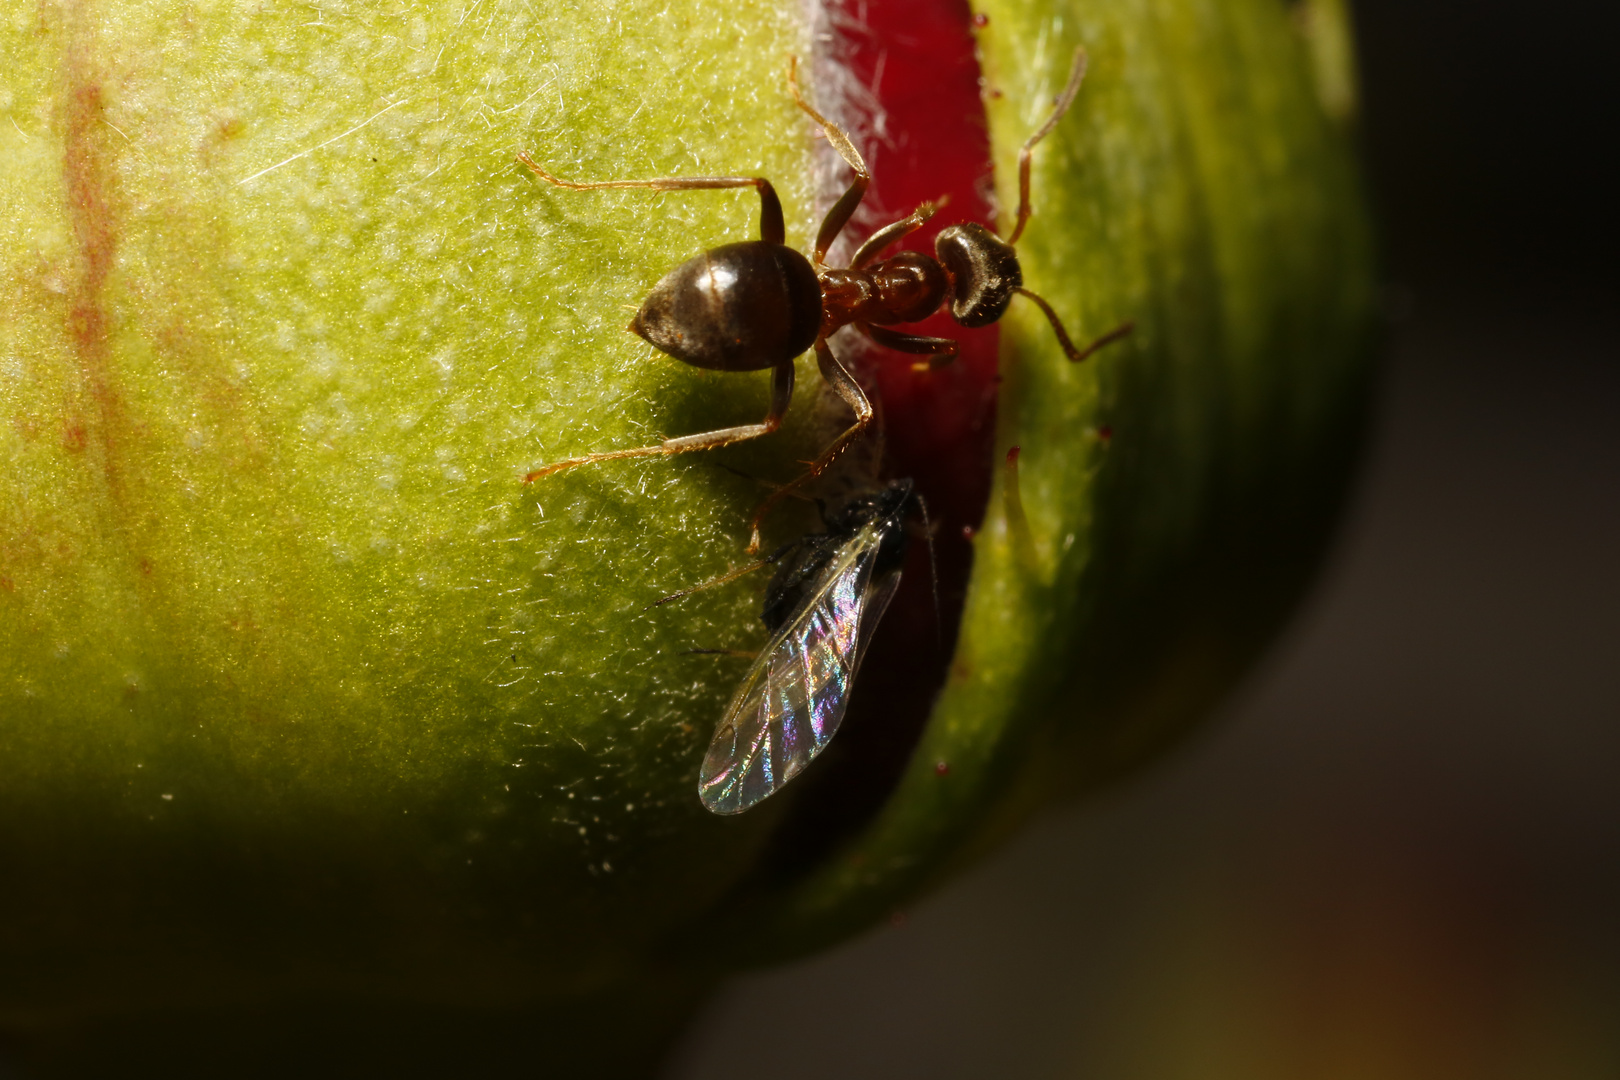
[697,480,919,815]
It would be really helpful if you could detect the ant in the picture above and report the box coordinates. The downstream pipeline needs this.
[518,48,1131,553]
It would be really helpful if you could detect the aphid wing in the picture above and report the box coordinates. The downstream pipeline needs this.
[697,672,773,815]
[850,568,901,672]
[698,529,891,815]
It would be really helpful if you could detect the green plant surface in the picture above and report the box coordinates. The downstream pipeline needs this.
[0,0,1374,1069]
[2,0,825,1009]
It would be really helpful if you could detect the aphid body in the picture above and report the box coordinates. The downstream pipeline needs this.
[519,49,1129,552]
[698,480,915,815]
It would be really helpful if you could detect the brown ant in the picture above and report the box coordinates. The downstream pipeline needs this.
[518,48,1130,553]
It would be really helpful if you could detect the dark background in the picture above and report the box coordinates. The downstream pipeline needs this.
[669,0,1620,1075]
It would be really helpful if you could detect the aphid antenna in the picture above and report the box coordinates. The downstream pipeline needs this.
[716,463,819,504]
[648,532,805,612]
[680,647,759,660]
[646,555,776,611]
[915,491,943,654]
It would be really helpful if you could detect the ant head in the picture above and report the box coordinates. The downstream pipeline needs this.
[934,223,1024,328]
[935,221,1131,364]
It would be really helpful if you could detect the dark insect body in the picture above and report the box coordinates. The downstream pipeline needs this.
[696,480,917,815]
[518,48,1130,553]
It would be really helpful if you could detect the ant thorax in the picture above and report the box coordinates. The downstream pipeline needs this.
[818,252,949,334]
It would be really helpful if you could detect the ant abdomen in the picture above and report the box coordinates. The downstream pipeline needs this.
[633,241,822,372]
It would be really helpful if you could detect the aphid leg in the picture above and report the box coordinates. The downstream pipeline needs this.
[861,324,960,372]
[787,57,871,263]
[850,200,944,270]
[516,152,785,244]
[525,359,795,483]
[745,339,874,553]
[1013,286,1134,363]
[1008,46,1089,246]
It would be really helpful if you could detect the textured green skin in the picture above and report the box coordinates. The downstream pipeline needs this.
[0,0,1372,1056]
[1,0,814,1014]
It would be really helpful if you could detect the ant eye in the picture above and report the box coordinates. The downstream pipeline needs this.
[935,223,1023,327]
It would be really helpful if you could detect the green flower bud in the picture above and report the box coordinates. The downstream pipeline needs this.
[0,0,1373,1071]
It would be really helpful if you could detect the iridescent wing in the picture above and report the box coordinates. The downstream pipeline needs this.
[698,520,902,815]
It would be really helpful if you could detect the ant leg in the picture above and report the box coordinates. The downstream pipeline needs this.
[1014,287,1135,363]
[862,324,960,372]
[516,153,785,244]
[746,338,873,553]
[1008,46,1089,245]
[787,57,871,263]
[850,200,945,270]
[525,359,795,483]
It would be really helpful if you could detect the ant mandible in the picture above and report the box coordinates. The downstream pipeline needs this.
[519,47,1131,553]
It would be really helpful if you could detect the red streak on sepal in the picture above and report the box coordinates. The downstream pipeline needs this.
[57,10,128,495]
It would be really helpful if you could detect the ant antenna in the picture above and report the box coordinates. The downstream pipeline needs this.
[1017,288,1136,363]
[1009,46,1088,246]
